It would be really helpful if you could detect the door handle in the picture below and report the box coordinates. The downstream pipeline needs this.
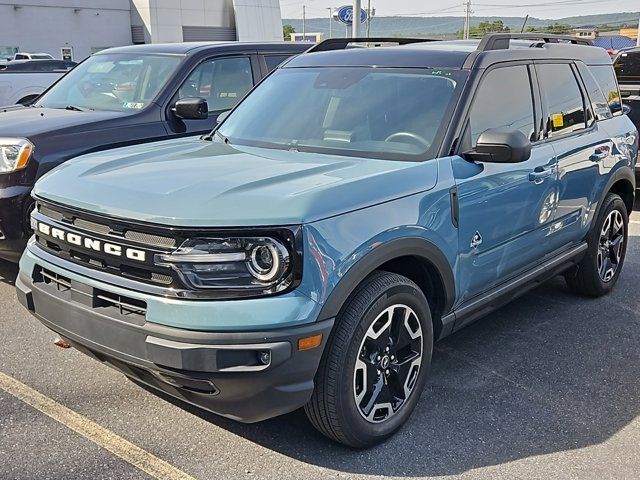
[590,145,611,162]
[528,167,554,184]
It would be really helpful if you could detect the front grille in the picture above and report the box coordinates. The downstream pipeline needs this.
[35,266,147,319]
[73,217,110,235]
[40,268,72,292]
[124,230,176,248]
[34,201,179,289]
[38,205,65,222]
[37,202,176,249]
[95,291,147,316]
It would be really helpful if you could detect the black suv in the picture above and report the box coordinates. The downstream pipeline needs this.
[0,41,308,261]
[614,47,640,180]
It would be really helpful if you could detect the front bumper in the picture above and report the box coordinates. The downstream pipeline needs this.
[17,246,334,423]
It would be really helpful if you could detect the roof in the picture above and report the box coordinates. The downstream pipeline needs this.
[98,42,308,56]
[592,35,636,51]
[286,38,613,70]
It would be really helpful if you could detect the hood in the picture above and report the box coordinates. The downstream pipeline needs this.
[0,105,125,137]
[34,137,439,227]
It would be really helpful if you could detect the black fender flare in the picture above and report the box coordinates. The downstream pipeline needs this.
[592,165,635,225]
[316,237,456,321]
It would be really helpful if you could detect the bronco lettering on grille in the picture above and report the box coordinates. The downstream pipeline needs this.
[36,221,147,262]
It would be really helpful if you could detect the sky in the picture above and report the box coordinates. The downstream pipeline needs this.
[280,0,640,20]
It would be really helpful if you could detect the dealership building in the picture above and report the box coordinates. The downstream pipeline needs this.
[0,0,283,62]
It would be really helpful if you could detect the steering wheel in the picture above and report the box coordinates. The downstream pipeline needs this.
[384,131,431,150]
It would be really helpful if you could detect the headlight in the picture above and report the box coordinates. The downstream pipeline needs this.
[0,138,33,173]
[155,235,299,297]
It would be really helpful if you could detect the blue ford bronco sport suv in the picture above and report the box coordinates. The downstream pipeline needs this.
[16,34,637,447]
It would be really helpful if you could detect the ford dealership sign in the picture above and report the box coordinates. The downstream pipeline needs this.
[335,5,367,26]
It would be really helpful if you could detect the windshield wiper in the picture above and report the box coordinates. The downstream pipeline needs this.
[64,105,90,112]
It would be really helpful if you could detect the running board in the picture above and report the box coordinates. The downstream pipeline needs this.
[438,243,588,339]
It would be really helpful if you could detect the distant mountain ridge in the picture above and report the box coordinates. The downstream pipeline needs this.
[283,12,640,37]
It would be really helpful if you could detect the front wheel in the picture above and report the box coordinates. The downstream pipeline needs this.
[305,271,433,448]
[565,193,628,297]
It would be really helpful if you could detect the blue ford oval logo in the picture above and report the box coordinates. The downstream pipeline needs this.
[336,5,367,26]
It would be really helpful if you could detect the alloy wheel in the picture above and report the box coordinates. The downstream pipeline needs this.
[597,209,625,282]
[353,304,423,423]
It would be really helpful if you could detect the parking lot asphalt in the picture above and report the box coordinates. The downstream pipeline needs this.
[1,206,640,480]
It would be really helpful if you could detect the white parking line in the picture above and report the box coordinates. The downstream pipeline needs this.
[0,371,196,480]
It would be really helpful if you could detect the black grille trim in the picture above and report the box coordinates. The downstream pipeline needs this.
[40,268,72,291]
[95,292,147,316]
[34,266,148,319]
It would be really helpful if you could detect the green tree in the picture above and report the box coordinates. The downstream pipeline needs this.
[283,24,296,41]
[526,23,572,34]
[458,20,510,39]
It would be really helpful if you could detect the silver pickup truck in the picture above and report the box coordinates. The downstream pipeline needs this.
[0,59,76,107]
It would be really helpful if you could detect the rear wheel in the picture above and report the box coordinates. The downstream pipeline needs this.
[305,271,433,448]
[565,193,628,296]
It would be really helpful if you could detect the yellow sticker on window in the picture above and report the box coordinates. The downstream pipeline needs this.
[552,113,564,128]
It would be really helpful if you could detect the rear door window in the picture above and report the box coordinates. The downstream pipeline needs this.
[464,65,536,149]
[588,65,622,115]
[537,63,587,138]
[577,63,612,121]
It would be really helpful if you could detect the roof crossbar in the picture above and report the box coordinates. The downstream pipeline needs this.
[477,33,593,51]
[306,37,436,53]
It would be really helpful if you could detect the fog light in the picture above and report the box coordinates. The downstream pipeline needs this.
[258,351,271,365]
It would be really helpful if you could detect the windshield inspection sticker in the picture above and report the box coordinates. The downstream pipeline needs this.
[552,113,564,128]
[123,102,144,110]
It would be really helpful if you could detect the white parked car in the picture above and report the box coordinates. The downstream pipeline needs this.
[13,52,54,60]
[0,60,76,106]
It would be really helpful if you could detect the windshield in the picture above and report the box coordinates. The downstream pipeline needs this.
[217,67,465,160]
[31,55,52,59]
[36,53,182,112]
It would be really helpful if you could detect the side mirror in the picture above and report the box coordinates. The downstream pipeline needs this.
[173,97,208,120]
[216,110,231,124]
[464,128,531,164]
[622,103,632,116]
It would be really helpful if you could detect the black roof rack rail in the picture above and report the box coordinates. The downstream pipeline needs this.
[477,33,592,51]
[306,37,436,53]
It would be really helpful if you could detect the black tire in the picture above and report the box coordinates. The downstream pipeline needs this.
[305,271,433,448]
[565,193,628,297]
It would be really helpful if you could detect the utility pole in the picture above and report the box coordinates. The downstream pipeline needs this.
[637,15,640,47]
[463,0,472,40]
[366,0,371,38]
[327,7,332,39]
[352,0,361,38]
[302,5,306,41]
